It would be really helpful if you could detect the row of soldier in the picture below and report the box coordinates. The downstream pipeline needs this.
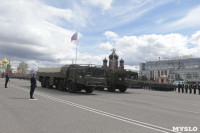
[177,82,200,95]
[142,82,200,95]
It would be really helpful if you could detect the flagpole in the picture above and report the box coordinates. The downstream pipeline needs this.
[76,39,77,64]
[76,30,78,64]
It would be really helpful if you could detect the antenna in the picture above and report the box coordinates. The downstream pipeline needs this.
[57,58,60,66]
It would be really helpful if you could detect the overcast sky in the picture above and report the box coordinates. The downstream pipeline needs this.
[1,0,200,71]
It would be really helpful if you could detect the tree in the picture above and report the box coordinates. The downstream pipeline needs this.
[141,75,148,81]
[17,61,29,74]
[29,69,35,74]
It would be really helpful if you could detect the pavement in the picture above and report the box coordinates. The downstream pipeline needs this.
[0,78,200,133]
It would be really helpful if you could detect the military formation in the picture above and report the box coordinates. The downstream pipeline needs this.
[177,82,200,95]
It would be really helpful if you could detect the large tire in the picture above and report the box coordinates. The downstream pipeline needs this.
[58,80,65,91]
[46,79,52,89]
[68,81,76,93]
[85,87,94,93]
[119,86,127,92]
[41,79,46,88]
[108,85,116,92]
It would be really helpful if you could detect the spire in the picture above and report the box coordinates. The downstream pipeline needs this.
[109,48,118,60]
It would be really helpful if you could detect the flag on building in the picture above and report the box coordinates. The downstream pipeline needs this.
[71,32,78,42]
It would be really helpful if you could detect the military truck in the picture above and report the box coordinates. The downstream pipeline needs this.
[37,64,107,93]
[124,70,143,88]
[101,69,128,92]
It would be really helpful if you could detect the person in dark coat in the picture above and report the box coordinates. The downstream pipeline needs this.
[198,84,200,95]
[189,84,192,94]
[185,84,188,93]
[5,73,10,88]
[193,84,197,94]
[30,74,37,99]
[178,82,181,93]
[181,83,184,93]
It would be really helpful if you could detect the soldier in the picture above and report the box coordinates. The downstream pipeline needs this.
[185,84,188,93]
[30,74,37,99]
[193,83,197,94]
[5,73,10,88]
[178,82,181,93]
[189,83,192,94]
[181,83,184,93]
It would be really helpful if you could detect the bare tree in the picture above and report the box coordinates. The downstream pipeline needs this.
[29,69,35,74]
[17,61,29,74]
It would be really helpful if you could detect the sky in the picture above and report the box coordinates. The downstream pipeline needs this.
[0,0,200,71]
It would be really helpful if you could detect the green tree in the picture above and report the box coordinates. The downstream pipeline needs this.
[141,75,148,81]
[17,61,29,74]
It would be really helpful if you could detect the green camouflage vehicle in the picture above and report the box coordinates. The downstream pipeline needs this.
[104,69,128,92]
[37,64,107,93]
[124,71,143,88]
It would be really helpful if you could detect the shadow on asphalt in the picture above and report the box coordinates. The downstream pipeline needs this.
[21,85,98,96]
[20,85,134,95]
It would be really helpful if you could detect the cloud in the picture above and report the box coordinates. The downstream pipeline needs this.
[104,31,119,40]
[99,42,113,50]
[190,31,200,46]
[0,0,100,70]
[100,31,199,66]
[166,5,200,30]
[82,0,113,11]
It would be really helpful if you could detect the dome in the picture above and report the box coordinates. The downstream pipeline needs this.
[120,58,124,62]
[103,58,107,62]
[2,58,8,64]
[109,49,119,60]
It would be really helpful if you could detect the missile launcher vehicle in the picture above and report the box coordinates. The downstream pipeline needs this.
[37,64,107,93]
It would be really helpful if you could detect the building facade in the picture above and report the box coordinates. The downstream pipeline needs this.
[139,57,200,83]
[102,48,124,70]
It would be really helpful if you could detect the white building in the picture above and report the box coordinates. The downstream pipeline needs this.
[139,57,200,83]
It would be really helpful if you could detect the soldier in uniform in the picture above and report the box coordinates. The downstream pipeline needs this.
[178,82,181,93]
[181,83,184,93]
[185,84,188,93]
[5,73,10,88]
[193,83,197,94]
[189,83,192,94]
[30,74,37,99]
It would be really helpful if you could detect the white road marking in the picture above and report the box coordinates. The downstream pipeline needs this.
[8,85,181,133]
[29,99,38,100]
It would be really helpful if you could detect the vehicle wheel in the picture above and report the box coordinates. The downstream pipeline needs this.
[58,80,65,91]
[68,81,76,93]
[46,79,51,89]
[108,85,116,92]
[85,87,94,93]
[41,79,46,88]
[119,86,127,92]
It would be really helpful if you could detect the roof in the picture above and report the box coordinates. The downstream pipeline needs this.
[37,66,63,73]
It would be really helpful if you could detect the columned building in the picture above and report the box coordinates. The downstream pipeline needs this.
[102,48,124,70]
[140,57,200,83]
